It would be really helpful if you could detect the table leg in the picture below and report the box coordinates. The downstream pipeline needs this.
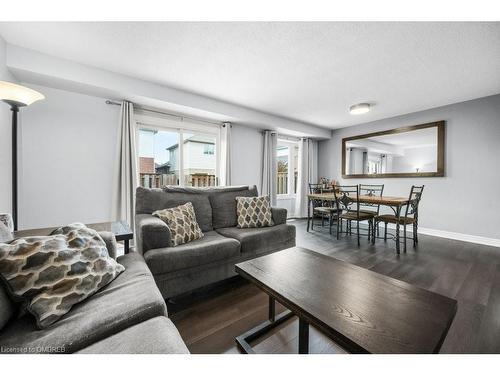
[298,318,309,354]
[395,205,401,254]
[307,198,311,232]
[269,296,276,322]
[124,239,130,254]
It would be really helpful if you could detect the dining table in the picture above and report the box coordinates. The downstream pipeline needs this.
[307,192,412,254]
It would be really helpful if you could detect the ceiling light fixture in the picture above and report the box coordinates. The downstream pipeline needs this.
[349,103,371,115]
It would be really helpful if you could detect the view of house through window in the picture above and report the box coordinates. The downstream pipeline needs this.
[138,127,218,188]
[277,140,299,195]
[182,132,217,187]
[138,128,180,188]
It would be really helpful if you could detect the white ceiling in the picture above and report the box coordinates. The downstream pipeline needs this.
[1,22,499,129]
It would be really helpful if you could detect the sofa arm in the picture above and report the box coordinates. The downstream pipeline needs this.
[135,214,172,254]
[98,231,118,259]
[271,207,288,225]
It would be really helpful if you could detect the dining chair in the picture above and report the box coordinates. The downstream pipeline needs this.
[309,183,339,234]
[333,185,375,246]
[376,185,424,252]
[359,184,384,237]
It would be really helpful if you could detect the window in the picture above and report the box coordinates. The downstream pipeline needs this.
[138,128,180,187]
[203,143,215,155]
[183,132,217,187]
[277,140,299,196]
[137,114,219,188]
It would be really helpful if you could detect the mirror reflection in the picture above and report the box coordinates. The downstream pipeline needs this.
[343,122,444,177]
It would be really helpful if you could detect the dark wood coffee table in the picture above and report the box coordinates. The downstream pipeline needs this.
[235,247,457,354]
[14,221,133,254]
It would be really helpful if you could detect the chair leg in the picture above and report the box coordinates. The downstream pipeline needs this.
[368,220,371,242]
[403,225,407,253]
[336,217,340,240]
[357,221,360,246]
[384,222,388,241]
[311,212,314,230]
[329,213,333,235]
[376,222,380,237]
[413,222,417,247]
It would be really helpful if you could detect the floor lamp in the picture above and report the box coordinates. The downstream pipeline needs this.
[0,81,44,231]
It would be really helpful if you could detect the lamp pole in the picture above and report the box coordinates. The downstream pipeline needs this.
[0,81,44,231]
[10,104,19,231]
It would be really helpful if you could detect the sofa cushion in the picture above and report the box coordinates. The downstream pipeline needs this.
[153,202,204,247]
[77,316,189,354]
[0,223,125,329]
[209,185,258,229]
[0,222,13,244]
[0,284,15,332]
[136,186,213,232]
[216,224,296,255]
[0,252,167,353]
[236,196,274,228]
[144,231,240,275]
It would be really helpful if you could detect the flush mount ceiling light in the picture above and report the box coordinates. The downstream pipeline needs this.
[349,103,371,115]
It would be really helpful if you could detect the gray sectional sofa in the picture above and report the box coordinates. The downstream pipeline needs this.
[0,230,188,354]
[135,185,296,298]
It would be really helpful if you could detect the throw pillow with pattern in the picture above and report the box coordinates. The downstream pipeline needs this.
[0,223,125,329]
[236,196,274,228]
[153,202,204,246]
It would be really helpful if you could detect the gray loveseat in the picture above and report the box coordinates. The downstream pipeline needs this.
[135,185,296,298]
[0,228,188,354]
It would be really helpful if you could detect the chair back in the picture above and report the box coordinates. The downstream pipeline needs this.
[359,184,384,214]
[333,185,359,216]
[308,183,323,194]
[309,183,326,209]
[405,185,424,218]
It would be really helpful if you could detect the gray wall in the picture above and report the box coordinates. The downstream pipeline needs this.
[11,84,264,229]
[18,84,120,229]
[230,123,263,188]
[318,94,500,240]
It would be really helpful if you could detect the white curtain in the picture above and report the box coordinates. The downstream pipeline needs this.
[295,138,318,218]
[219,122,232,186]
[112,101,138,228]
[261,130,278,206]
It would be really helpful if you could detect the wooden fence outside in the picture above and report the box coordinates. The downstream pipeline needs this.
[277,171,298,195]
[140,173,216,188]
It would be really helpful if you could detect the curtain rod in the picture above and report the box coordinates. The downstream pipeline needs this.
[105,100,224,127]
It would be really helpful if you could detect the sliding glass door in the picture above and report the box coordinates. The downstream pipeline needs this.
[138,128,180,188]
[136,113,220,188]
[276,138,299,216]
[182,132,217,187]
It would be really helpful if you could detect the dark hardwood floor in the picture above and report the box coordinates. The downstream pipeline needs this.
[168,219,500,354]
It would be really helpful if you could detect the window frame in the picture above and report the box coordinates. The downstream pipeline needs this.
[135,112,221,187]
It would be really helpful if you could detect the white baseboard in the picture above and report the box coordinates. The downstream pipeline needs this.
[416,227,500,248]
[382,223,500,248]
[295,218,500,247]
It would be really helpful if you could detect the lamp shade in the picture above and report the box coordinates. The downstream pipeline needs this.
[0,81,44,107]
